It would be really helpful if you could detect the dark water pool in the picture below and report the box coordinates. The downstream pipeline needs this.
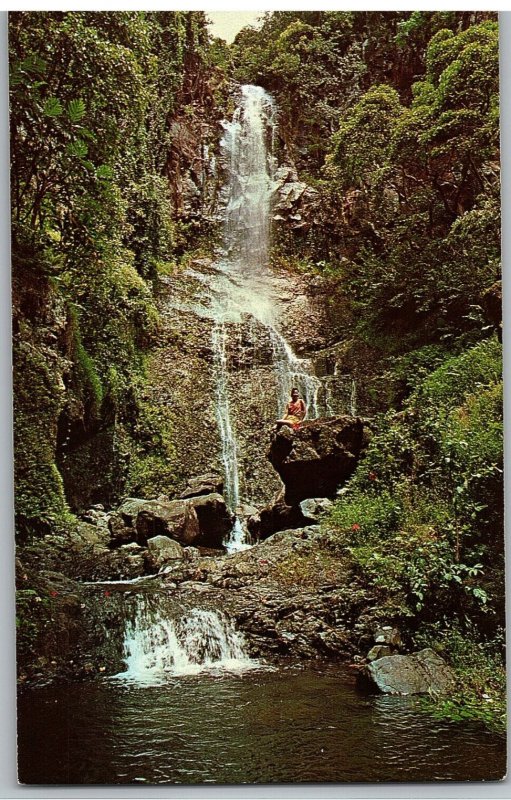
[17,664,506,785]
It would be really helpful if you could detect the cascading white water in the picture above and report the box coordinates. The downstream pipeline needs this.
[223,85,275,268]
[113,598,259,686]
[211,85,322,550]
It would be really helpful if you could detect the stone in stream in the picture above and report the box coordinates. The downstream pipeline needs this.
[359,648,456,695]
[145,535,184,572]
[268,417,368,504]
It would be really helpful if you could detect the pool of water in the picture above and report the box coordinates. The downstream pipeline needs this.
[17,663,506,785]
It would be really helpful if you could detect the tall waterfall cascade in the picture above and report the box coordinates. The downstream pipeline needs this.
[113,597,259,686]
[210,85,321,550]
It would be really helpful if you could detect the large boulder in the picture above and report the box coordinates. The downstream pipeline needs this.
[179,474,224,500]
[359,648,456,695]
[117,498,149,528]
[108,513,136,547]
[268,417,368,504]
[145,535,184,572]
[135,499,200,546]
[188,493,234,547]
[247,488,308,540]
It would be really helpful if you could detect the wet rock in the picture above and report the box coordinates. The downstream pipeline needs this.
[299,497,333,523]
[147,535,184,560]
[239,503,259,519]
[268,416,368,503]
[145,535,184,572]
[248,488,308,539]
[188,492,233,547]
[359,648,456,695]
[108,513,136,547]
[374,625,403,649]
[367,645,392,661]
[117,498,149,528]
[136,499,200,547]
[180,474,224,499]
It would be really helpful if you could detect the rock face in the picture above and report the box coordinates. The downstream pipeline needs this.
[247,488,308,540]
[360,648,456,695]
[145,535,184,571]
[135,499,200,546]
[268,417,368,503]
[188,493,234,547]
[180,474,224,500]
[299,497,334,523]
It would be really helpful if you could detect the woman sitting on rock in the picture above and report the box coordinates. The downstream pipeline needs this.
[274,388,306,431]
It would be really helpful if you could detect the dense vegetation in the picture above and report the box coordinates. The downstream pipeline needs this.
[11,12,503,731]
[233,11,503,731]
[10,11,222,530]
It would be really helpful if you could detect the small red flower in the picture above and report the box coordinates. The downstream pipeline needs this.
[368,471,377,481]
[352,523,361,531]
[104,590,111,597]
[49,590,59,597]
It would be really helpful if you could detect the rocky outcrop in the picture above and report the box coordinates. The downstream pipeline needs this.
[188,493,234,547]
[272,166,321,233]
[15,521,390,683]
[268,416,369,503]
[247,488,308,540]
[180,474,224,499]
[111,495,232,551]
[359,649,456,695]
[135,499,200,546]
[299,497,334,523]
[145,535,184,572]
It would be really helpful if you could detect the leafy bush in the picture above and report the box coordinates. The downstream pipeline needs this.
[326,336,503,626]
[415,622,506,733]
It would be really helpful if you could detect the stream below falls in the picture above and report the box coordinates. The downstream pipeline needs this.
[18,663,506,784]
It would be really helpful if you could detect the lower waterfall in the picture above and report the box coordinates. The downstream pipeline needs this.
[113,597,260,686]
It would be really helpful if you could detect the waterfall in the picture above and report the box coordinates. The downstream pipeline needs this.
[208,84,321,550]
[222,84,275,269]
[113,597,259,686]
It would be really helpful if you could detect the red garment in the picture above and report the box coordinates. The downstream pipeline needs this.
[287,399,305,418]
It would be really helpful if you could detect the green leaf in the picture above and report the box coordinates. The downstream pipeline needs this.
[43,97,63,117]
[96,164,114,180]
[67,98,86,123]
[66,139,88,158]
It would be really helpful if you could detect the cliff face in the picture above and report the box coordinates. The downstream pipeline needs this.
[165,52,225,236]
